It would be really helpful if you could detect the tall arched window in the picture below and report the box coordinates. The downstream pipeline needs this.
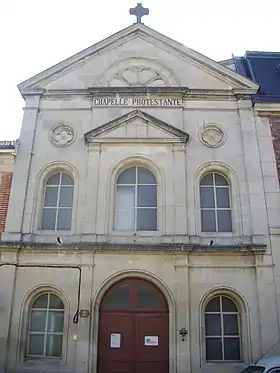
[205,295,240,361]
[27,293,64,358]
[200,172,232,232]
[41,172,74,230]
[114,166,157,231]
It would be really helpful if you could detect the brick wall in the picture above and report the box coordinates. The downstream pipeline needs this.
[0,172,13,238]
[270,117,280,182]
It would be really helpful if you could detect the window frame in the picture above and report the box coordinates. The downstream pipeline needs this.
[41,172,74,231]
[114,165,158,232]
[194,162,242,238]
[200,172,232,233]
[22,288,69,365]
[204,295,241,362]
[33,163,78,236]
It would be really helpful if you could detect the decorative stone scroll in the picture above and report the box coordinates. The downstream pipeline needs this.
[49,123,75,147]
[199,124,226,148]
[109,67,167,87]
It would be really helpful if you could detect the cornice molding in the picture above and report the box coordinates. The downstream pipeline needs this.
[254,102,280,116]
[21,87,255,102]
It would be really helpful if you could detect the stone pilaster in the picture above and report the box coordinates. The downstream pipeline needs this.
[238,99,268,240]
[2,95,41,242]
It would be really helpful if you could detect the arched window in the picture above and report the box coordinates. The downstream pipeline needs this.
[205,295,240,361]
[114,166,157,231]
[200,172,232,232]
[27,293,64,358]
[41,172,74,230]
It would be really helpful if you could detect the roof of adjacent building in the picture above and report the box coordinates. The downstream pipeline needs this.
[0,140,16,150]
[232,51,280,104]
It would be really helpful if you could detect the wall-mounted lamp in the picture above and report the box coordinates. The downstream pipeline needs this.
[179,327,188,341]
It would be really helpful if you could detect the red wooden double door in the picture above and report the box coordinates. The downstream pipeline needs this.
[97,278,169,373]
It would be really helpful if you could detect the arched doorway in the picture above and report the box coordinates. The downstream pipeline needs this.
[97,278,169,373]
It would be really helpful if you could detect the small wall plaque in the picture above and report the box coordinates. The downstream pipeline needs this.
[144,336,158,346]
[110,333,121,348]
[80,310,90,317]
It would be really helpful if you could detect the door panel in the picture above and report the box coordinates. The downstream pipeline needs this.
[135,313,169,373]
[98,313,134,373]
[97,278,169,373]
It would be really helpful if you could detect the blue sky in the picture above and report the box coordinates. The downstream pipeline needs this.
[1,0,279,139]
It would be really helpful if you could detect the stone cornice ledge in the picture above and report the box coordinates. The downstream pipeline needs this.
[254,102,280,115]
[0,241,267,253]
[19,87,256,100]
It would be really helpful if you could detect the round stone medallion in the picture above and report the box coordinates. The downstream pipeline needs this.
[49,123,75,147]
[199,124,225,148]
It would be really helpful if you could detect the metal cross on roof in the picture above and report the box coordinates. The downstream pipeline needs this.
[129,3,149,24]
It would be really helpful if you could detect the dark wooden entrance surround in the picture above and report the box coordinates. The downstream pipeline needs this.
[97,278,169,373]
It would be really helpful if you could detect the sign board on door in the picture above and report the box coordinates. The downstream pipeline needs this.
[144,336,159,346]
[110,333,121,348]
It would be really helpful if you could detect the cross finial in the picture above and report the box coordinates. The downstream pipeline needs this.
[129,3,149,24]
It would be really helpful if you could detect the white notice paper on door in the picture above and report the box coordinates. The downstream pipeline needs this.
[144,336,158,346]
[110,333,121,348]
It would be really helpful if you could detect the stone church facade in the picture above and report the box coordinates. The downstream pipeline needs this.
[1,16,280,373]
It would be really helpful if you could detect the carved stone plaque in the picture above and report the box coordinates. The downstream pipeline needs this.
[49,123,75,147]
[199,124,225,148]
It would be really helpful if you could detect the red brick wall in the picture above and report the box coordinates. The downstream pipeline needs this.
[270,118,280,182]
[0,172,13,239]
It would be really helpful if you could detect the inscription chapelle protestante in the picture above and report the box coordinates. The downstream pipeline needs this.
[92,97,182,107]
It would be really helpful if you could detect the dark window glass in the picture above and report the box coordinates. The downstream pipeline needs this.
[117,167,136,184]
[46,335,63,357]
[201,210,216,232]
[57,209,72,230]
[41,209,56,230]
[137,283,166,309]
[215,174,228,186]
[30,310,46,332]
[44,187,58,207]
[49,294,64,309]
[138,167,156,184]
[206,338,222,360]
[102,283,131,309]
[224,338,240,360]
[47,312,64,333]
[205,297,220,312]
[137,185,157,207]
[61,173,74,185]
[223,315,239,335]
[222,297,237,312]
[216,188,230,208]
[47,173,60,185]
[29,335,44,355]
[200,187,215,208]
[217,210,232,232]
[200,174,214,186]
[137,208,157,230]
[59,187,74,207]
[32,294,48,308]
[205,314,221,335]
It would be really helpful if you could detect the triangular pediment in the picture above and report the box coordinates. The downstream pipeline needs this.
[18,23,258,96]
[84,110,189,144]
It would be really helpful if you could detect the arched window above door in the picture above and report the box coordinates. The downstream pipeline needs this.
[100,279,167,311]
[114,166,157,231]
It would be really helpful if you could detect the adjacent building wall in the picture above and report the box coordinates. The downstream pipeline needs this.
[0,146,15,239]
